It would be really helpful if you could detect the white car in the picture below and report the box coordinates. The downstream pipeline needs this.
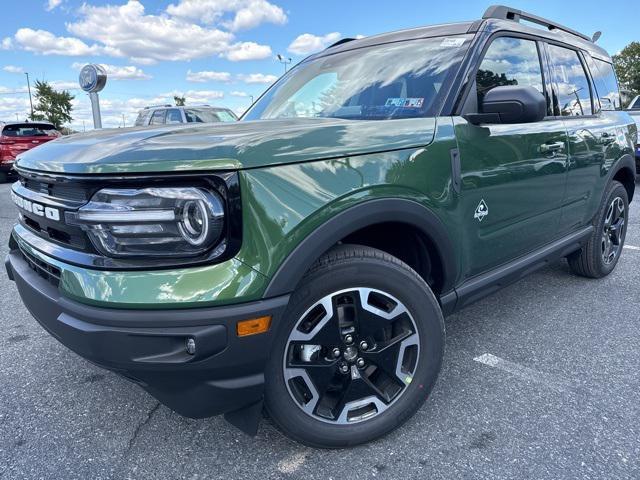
[134,105,238,127]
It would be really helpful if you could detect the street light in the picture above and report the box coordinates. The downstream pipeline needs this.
[24,72,34,119]
[276,54,292,73]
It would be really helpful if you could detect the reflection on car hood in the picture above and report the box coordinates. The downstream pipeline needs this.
[15,117,437,174]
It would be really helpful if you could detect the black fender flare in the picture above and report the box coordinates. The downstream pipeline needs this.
[608,153,636,202]
[263,198,457,298]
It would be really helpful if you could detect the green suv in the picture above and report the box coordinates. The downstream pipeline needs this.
[5,6,638,447]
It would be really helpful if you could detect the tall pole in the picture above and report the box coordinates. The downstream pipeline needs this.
[25,72,34,119]
[276,54,291,73]
[122,114,126,128]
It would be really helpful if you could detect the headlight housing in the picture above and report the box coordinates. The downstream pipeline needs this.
[66,187,225,258]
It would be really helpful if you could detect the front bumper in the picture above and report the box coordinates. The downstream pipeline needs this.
[5,249,289,420]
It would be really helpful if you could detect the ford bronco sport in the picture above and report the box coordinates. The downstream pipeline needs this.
[5,5,638,448]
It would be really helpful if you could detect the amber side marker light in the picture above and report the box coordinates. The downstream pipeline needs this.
[237,316,272,337]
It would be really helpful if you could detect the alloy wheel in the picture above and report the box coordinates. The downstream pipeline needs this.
[601,196,626,265]
[283,288,420,424]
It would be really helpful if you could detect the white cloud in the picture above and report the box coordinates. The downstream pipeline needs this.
[230,90,249,97]
[223,41,272,61]
[3,65,24,74]
[46,0,63,11]
[13,28,103,56]
[166,0,287,31]
[288,32,341,55]
[1,38,13,50]
[50,81,79,91]
[238,73,278,84]
[186,69,232,83]
[5,0,274,64]
[71,62,151,80]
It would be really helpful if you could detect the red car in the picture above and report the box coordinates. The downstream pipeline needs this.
[0,122,61,181]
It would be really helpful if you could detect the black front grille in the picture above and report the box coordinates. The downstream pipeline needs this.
[22,178,89,202]
[19,246,61,287]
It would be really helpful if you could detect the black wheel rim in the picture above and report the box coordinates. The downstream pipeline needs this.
[602,196,626,265]
[283,288,420,424]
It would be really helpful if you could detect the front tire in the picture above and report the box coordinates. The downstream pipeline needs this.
[264,245,445,448]
[568,180,628,278]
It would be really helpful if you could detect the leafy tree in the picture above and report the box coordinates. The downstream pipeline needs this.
[30,80,74,129]
[613,41,640,104]
[174,95,186,106]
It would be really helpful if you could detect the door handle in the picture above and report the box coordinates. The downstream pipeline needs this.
[539,141,564,154]
[597,132,616,145]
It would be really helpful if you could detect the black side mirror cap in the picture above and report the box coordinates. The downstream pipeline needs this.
[464,86,547,125]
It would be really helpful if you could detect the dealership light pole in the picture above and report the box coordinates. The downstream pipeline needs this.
[24,72,34,119]
[276,54,291,73]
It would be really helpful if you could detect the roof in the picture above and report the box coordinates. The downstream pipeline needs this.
[313,5,611,62]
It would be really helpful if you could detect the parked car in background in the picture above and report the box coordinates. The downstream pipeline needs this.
[134,105,238,127]
[0,122,60,182]
[626,95,640,171]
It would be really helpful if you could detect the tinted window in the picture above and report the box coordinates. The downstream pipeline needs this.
[587,57,621,111]
[244,36,472,121]
[547,45,592,116]
[2,124,58,137]
[476,37,545,109]
[184,108,236,123]
[632,97,640,110]
[165,109,183,124]
[134,110,151,126]
[149,109,166,125]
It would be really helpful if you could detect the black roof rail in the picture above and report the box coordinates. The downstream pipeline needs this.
[327,38,356,49]
[483,5,592,42]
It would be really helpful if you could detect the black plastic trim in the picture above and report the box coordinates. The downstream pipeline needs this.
[7,248,290,424]
[452,226,593,311]
[263,198,457,298]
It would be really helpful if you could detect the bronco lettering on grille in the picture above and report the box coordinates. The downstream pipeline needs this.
[11,191,61,221]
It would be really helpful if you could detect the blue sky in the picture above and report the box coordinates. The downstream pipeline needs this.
[0,0,636,129]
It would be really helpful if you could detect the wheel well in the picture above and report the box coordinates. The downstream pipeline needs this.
[340,222,445,295]
[613,166,635,202]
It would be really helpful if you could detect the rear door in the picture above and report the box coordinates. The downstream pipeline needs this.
[455,35,569,277]
[0,123,59,161]
[545,45,623,231]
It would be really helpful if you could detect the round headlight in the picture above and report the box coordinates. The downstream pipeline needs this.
[178,191,224,247]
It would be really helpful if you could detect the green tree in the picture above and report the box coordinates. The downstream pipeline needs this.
[613,41,640,103]
[174,95,186,106]
[30,80,74,129]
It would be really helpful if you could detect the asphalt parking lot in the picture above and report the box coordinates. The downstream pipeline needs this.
[0,180,639,480]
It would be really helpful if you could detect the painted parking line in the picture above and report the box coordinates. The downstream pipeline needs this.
[473,353,571,393]
[623,245,640,251]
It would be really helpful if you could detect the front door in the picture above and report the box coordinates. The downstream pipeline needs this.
[454,36,569,277]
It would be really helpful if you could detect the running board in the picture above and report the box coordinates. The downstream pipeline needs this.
[443,226,593,314]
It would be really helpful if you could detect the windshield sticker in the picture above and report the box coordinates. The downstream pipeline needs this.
[441,37,466,47]
[385,98,424,108]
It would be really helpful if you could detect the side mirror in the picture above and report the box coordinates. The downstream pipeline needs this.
[464,85,546,125]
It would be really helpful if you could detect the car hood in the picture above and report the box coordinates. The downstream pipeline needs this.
[15,117,437,175]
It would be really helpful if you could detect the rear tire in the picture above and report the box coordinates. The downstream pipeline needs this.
[264,244,445,448]
[568,180,628,278]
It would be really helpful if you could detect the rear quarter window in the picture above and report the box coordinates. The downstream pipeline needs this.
[587,57,621,111]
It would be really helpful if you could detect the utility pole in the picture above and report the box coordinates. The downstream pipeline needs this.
[15,113,19,121]
[25,72,34,119]
[82,120,86,132]
[122,114,126,128]
[250,95,254,104]
[276,54,292,73]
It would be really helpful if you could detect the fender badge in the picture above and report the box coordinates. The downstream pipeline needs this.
[474,199,489,222]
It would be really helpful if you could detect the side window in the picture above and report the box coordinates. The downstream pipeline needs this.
[150,109,166,125]
[166,109,183,124]
[588,57,621,111]
[547,45,593,116]
[476,37,545,109]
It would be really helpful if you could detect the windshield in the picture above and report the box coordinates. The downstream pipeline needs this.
[184,108,237,123]
[244,35,472,121]
[2,124,58,137]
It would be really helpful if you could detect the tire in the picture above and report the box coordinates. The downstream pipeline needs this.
[264,244,445,448]
[568,180,629,278]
